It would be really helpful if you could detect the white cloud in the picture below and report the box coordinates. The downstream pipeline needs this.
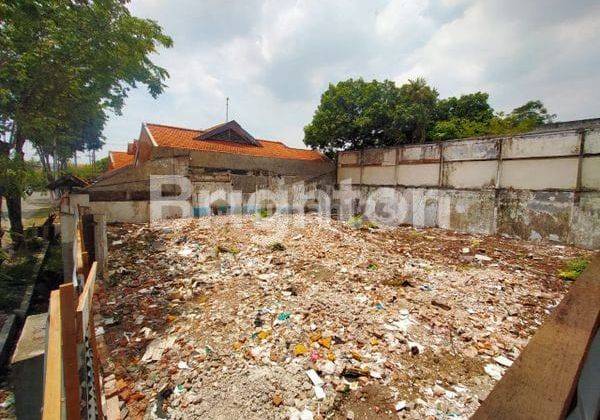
[99,0,600,158]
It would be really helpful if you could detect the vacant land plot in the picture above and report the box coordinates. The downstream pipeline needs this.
[97,214,588,419]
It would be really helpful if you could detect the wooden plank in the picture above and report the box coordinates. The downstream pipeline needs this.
[76,262,97,342]
[42,290,64,420]
[59,284,80,420]
[473,254,600,420]
[89,317,104,420]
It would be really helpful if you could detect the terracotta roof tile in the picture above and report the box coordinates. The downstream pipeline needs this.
[109,151,135,170]
[145,123,327,161]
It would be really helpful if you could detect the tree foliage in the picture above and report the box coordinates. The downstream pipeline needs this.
[0,0,172,240]
[63,157,109,181]
[304,78,556,154]
[0,0,172,163]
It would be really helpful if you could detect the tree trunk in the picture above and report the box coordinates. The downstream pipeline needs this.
[0,195,3,239]
[9,129,26,247]
[6,193,23,246]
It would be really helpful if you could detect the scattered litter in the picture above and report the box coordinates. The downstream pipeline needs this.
[484,363,504,380]
[314,385,326,400]
[306,369,324,386]
[277,311,291,321]
[494,356,513,367]
[96,214,586,419]
[395,400,407,411]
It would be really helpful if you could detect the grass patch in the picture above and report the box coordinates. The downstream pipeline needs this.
[0,253,38,311]
[558,258,589,280]
[348,214,378,230]
[216,244,239,255]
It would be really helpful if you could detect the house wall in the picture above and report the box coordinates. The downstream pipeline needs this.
[87,145,335,222]
[151,146,335,177]
[338,127,600,249]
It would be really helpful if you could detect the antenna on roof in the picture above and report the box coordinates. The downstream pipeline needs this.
[225,97,229,122]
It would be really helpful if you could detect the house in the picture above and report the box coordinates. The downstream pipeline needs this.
[86,120,335,222]
[107,150,135,171]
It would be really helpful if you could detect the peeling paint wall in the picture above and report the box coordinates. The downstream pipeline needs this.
[338,127,600,249]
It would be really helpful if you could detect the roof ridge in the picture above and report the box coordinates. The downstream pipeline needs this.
[257,139,317,153]
[146,122,204,132]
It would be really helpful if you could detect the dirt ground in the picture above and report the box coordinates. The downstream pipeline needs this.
[95,214,589,419]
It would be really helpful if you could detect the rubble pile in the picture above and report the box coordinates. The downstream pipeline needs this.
[96,214,588,419]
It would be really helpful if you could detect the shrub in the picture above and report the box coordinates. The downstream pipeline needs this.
[558,258,589,280]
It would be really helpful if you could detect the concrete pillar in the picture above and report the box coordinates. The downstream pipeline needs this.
[11,313,47,420]
[60,210,78,286]
[93,213,108,280]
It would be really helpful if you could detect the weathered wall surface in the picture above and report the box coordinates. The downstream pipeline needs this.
[338,127,600,249]
[88,201,149,223]
[87,144,335,222]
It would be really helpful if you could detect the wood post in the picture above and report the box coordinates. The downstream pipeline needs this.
[59,284,80,420]
[42,291,64,420]
[92,213,108,281]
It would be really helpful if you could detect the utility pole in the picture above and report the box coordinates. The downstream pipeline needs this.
[225,97,229,122]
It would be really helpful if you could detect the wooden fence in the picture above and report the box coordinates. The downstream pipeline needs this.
[42,196,107,419]
[473,254,600,419]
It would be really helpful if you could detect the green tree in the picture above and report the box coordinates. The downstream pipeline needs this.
[64,157,109,181]
[396,78,439,143]
[431,92,495,141]
[435,92,494,122]
[304,79,404,155]
[509,100,556,126]
[0,0,172,241]
[304,77,557,151]
[0,156,45,244]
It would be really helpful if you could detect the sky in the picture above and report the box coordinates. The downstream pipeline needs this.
[96,0,600,159]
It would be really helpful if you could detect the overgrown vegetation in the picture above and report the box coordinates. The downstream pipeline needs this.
[558,258,589,280]
[62,157,109,181]
[348,214,378,230]
[0,0,172,241]
[304,78,555,155]
[0,252,38,311]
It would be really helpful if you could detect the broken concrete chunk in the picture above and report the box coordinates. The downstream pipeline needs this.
[494,355,513,367]
[484,363,504,380]
[395,400,407,411]
[313,385,326,400]
[306,369,324,386]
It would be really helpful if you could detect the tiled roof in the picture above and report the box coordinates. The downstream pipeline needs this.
[145,123,327,161]
[109,151,135,170]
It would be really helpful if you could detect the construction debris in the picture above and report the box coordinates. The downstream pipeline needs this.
[96,214,589,419]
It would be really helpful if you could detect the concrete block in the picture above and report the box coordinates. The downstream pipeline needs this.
[401,144,440,161]
[582,157,600,189]
[584,130,600,154]
[500,158,578,190]
[396,163,438,186]
[11,313,47,420]
[502,132,580,159]
[444,161,497,188]
[337,167,361,184]
[362,166,395,185]
[443,138,498,161]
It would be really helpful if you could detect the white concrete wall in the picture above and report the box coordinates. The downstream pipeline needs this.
[396,164,438,186]
[88,201,149,223]
[500,158,579,190]
[338,127,600,248]
[362,166,395,185]
[444,161,497,189]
